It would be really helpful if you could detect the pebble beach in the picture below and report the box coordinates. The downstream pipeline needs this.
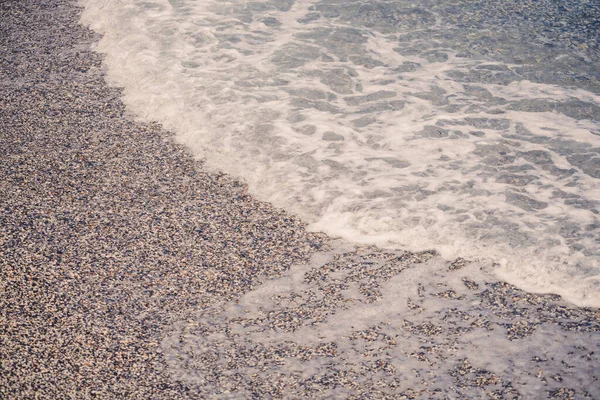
[1,1,599,398]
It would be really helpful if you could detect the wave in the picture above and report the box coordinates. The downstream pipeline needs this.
[80,0,600,307]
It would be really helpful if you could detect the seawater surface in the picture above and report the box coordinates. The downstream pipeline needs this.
[80,0,600,307]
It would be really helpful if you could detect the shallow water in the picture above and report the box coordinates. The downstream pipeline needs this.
[159,245,600,397]
[80,0,600,307]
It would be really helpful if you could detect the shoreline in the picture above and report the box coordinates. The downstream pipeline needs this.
[1,1,598,398]
[0,1,324,397]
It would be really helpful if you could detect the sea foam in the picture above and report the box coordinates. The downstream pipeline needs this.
[80,0,600,307]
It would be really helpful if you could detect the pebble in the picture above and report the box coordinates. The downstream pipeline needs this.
[0,1,324,397]
[1,1,598,399]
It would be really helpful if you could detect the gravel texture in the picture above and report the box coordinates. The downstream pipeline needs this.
[0,1,599,399]
[0,1,324,397]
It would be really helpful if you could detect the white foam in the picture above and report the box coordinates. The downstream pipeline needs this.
[80,0,600,307]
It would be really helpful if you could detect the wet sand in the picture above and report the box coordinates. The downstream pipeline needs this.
[0,1,598,398]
